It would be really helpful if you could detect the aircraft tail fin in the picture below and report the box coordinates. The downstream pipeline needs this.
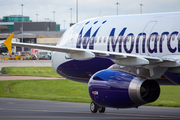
[3,32,14,53]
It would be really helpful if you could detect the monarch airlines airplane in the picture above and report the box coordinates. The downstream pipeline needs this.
[2,12,180,113]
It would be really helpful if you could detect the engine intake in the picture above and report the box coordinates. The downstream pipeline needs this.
[129,78,160,106]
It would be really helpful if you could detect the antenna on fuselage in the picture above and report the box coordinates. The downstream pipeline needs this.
[76,0,78,23]
[99,10,102,16]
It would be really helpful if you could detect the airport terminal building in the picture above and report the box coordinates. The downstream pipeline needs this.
[0,15,64,54]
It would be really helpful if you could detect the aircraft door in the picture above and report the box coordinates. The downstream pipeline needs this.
[140,21,157,55]
[65,24,82,48]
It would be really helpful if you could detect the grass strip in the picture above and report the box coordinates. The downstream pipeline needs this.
[146,85,180,107]
[0,79,180,107]
[1,67,60,78]
[0,79,91,103]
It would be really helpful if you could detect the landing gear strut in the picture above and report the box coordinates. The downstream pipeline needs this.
[90,101,106,113]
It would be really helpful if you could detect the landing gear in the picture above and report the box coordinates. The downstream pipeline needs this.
[90,102,98,113]
[98,106,106,113]
[90,101,106,113]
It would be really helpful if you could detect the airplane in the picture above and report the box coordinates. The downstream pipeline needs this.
[2,12,180,113]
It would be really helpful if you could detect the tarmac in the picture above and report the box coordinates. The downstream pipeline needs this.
[0,60,180,120]
[0,60,54,80]
[0,59,52,67]
[0,97,180,120]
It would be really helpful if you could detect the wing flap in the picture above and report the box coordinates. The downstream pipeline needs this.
[143,56,163,63]
[112,57,149,66]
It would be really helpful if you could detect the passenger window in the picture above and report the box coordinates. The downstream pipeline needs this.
[178,35,180,41]
[131,36,135,42]
[161,35,165,41]
[172,35,175,41]
[81,37,84,43]
[104,37,107,43]
[84,37,87,43]
[143,35,146,40]
[151,35,155,41]
[117,36,120,42]
[95,37,98,43]
[167,35,170,41]
[99,37,102,43]
[126,36,130,42]
[123,36,125,42]
[90,37,93,43]
[86,37,90,43]
[157,35,160,41]
[108,36,111,43]
[113,36,116,43]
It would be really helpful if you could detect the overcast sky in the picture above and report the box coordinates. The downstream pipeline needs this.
[1,0,180,29]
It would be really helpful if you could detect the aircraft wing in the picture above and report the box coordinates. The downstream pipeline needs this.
[2,32,180,67]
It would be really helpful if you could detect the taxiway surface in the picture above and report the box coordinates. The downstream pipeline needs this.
[0,60,180,120]
[0,98,180,120]
[0,60,51,67]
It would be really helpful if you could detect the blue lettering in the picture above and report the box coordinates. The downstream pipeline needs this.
[159,32,169,53]
[167,31,178,53]
[76,23,180,54]
[124,33,134,53]
[147,32,158,53]
[76,27,84,48]
[76,26,101,50]
[136,33,146,53]
[107,28,127,52]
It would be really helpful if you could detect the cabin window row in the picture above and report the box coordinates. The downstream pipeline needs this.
[77,35,180,44]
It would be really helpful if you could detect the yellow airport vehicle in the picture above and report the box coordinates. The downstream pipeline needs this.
[4,55,21,60]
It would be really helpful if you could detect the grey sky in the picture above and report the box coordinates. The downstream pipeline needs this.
[0,0,180,29]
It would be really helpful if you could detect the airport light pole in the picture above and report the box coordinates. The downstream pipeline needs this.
[76,0,78,23]
[21,4,24,52]
[115,2,120,15]
[64,20,66,29]
[140,4,144,14]
[36,14,39,22]
[52,11,56,22]
[70,8,73,23]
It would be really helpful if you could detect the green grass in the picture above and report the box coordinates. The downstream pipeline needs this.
[1,67,60,78]
[0,79,91,103]
[0,79,179,107]
[146,86,180,107]
[0,67,180,107]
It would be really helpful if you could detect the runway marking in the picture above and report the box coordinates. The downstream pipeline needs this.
[0,108,179,119]
[0,116,176,119]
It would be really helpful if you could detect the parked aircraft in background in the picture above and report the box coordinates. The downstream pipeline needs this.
[2,12,180,113]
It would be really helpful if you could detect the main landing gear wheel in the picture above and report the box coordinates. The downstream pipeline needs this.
[90,102,98,113]
[98,106,106,113]
[90,102,106,113]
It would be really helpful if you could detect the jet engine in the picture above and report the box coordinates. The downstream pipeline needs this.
[88,69,160,109]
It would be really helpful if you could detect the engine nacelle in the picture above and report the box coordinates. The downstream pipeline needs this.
[163,71,180,85]
[88,69,160,108]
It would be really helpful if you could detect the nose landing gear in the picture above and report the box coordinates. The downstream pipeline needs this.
[90,101,106,113]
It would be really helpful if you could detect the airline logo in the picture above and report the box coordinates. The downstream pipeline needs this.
[76,20,106,49]
[76,21,180,54]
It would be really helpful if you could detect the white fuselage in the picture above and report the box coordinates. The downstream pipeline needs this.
[52,12,180,82]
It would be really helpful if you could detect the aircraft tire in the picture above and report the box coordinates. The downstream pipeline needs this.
[90,101,98,113]
[98,106,106,113]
